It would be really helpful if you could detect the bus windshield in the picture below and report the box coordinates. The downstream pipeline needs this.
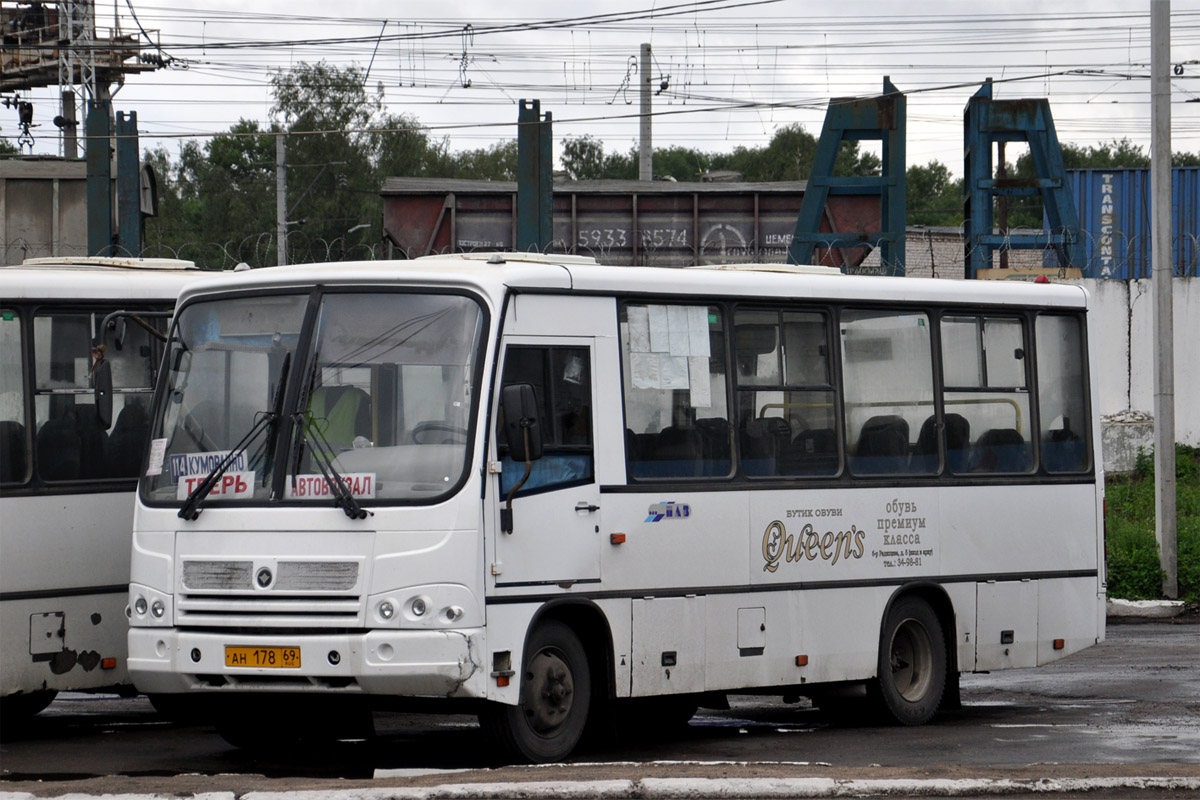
[143,290,486,507]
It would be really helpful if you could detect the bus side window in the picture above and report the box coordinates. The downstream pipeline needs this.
[619,303,731,480]
[841,309,934,475]
[941,314,1034,474]
[498,346,594,494]
[0,308,26,484]
[1036,314,1091,473]
[734,308,838,478]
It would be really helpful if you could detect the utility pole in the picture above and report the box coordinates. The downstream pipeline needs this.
[1151,0,1176,598]
[277,134,288,266]
[639,43,652,181]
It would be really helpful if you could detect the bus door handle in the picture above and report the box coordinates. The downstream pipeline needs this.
[575,501,600,514]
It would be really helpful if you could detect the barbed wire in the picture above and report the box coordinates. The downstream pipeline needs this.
[5,230,1197,279]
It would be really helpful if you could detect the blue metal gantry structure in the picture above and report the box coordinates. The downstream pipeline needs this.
[516,99,554,252]
[788,77,907,275]
[962,80,1084,278]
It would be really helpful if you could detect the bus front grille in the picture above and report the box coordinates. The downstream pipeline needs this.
[176,593,363,628]
[182,560,359,591]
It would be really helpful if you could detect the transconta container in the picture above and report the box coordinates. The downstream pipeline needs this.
[1061,167,1199,279]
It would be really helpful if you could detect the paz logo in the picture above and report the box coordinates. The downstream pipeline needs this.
[646,501,690,522]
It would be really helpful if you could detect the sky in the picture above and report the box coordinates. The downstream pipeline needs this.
[5,0,1200,175]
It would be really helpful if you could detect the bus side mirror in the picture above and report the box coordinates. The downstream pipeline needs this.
[502,383,542,462]
[94,360,113,430]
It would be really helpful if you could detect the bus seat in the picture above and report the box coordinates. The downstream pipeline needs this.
[73,403,111,479]
[912,413,970,473]
[1043,426,1086,472]
[740,417,790,476]
[624,428,641,462]
[650,425,703,477]
[851,414,910,474]
[694,417,732,475]
[783,427,838,475]
[106,402,150,477]
[945,413,971,472]
[970,428,1031,473]
[0,420,27,482]
[36,415,81,481]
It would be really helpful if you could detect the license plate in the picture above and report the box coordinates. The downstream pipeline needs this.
[225,645,301,669]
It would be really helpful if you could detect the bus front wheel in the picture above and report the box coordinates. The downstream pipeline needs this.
[481,620,591,763]
[874,596,946,726]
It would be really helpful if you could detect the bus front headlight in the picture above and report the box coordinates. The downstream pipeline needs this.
[129,584,172,626]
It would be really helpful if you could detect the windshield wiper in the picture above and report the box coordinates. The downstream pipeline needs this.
[177,353,291,520]
[295,410,371,520]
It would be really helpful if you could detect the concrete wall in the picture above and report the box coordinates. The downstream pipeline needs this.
[0,158,88,265]
[1082,277,1198,471]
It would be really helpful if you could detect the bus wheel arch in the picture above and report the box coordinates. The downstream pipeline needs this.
[873,585,954,725]
[482,602,612,762]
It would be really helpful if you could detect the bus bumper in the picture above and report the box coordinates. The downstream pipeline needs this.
[127,627,486,698]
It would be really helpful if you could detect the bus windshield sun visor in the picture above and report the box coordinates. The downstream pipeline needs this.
[177,353,291,520]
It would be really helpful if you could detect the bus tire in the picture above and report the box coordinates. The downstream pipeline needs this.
[874,596,946,726]
[481,620,591,763]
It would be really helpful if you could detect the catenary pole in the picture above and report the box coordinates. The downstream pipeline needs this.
[639,43,652,181]
[277,133,288,267]
[1151,0,1176,598]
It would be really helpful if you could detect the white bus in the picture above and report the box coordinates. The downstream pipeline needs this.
[127,253,1104,761]
[0,257,211,719]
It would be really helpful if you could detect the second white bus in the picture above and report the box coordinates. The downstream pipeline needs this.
[0,257,212,720]
[127,253,1104,761]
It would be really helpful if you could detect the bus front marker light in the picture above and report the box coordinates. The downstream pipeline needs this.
[378,601,395,620]
[444,606,463,622]
[411,597,427,617]
[190,648,201,663]
[134,596,148,616]
[151,600,165,618]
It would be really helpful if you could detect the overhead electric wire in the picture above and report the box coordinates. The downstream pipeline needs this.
[8,2,1198,160]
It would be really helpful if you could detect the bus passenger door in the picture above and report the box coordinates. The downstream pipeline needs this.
[492,339,601,586]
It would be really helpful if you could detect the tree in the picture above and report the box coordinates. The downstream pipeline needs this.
[651,145,710,182]
[906,161,964,227]
[442,141,518,180]
[147,62,449,267]
[561,134,606,181]
[143,121,280,266]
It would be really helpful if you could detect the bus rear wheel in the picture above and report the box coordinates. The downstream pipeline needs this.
[481,620,591,763]
[874,596,946,726]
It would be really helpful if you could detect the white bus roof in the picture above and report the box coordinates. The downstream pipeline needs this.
[18,256,199,270]
[2,258,219,301]
[172,255,1090,311]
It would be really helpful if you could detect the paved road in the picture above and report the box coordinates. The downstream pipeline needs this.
[1,622,1197,798]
